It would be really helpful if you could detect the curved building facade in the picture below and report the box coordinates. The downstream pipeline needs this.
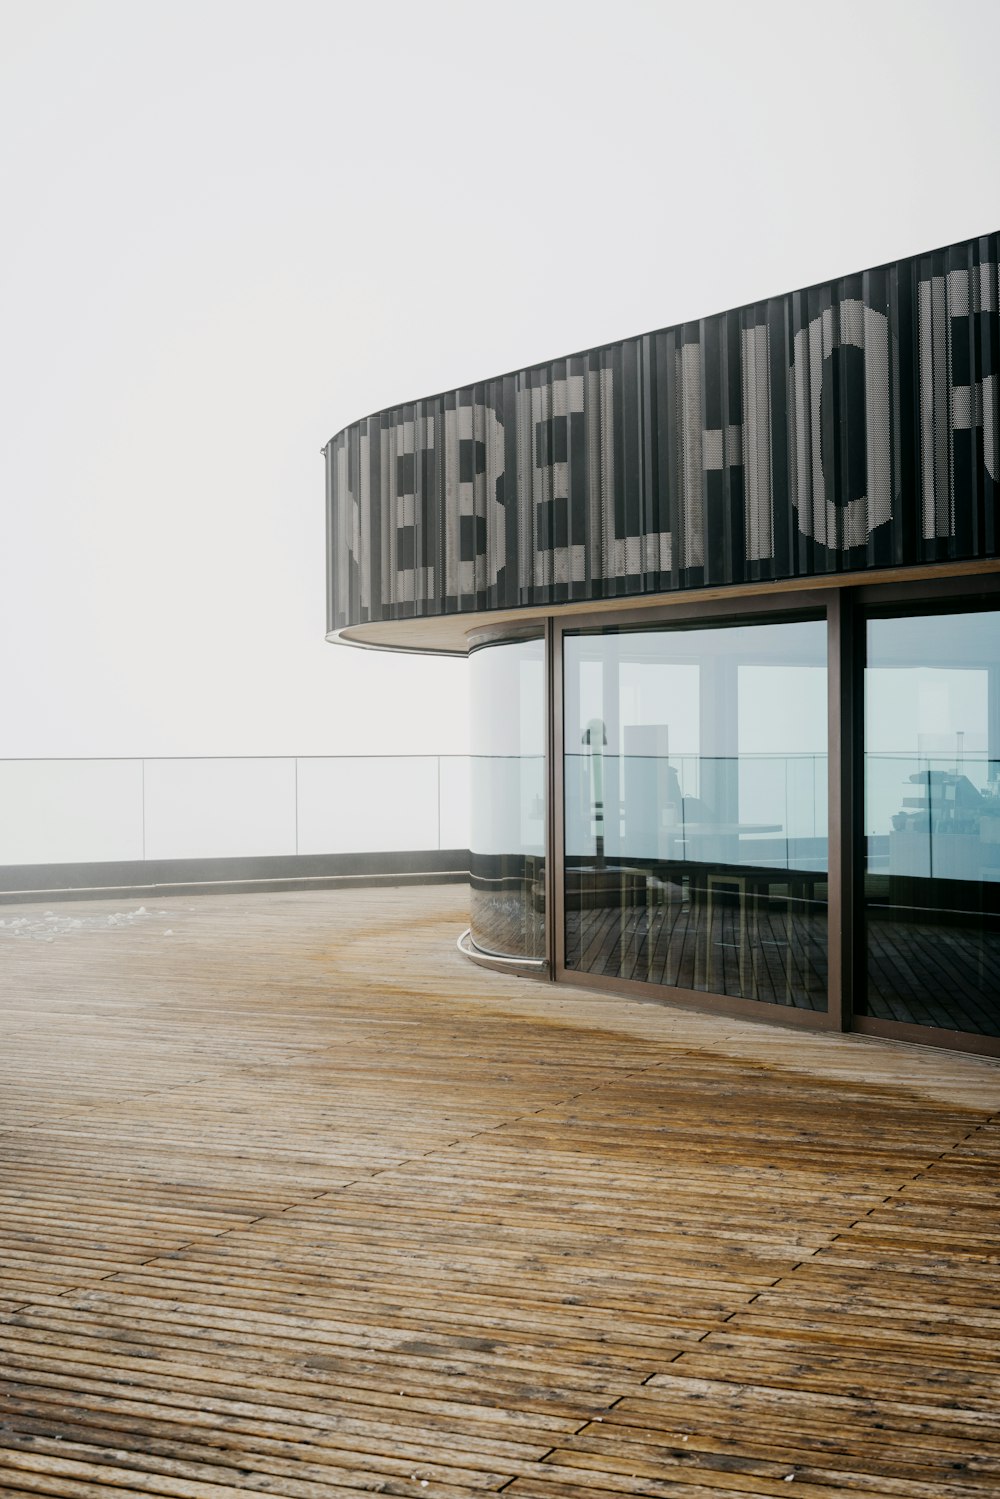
[325,233,1000,1056]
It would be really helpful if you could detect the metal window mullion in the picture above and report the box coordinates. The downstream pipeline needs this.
[549,617,566,981]
[827,588,857,1030]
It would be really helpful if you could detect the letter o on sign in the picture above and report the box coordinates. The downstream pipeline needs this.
[790,299,892,550]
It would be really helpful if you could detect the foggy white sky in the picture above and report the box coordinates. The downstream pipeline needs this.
[1,0,997,758]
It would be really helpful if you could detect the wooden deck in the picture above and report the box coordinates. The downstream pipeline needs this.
[1,884,999,1498]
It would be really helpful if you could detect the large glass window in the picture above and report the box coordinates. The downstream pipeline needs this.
[564,618,828,1008]
[862,607,1000,1035]
[469,636,546,960]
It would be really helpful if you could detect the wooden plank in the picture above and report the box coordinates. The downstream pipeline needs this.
[1,884,998,1496]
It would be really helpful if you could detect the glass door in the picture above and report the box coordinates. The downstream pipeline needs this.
[562,616,829,1009]
[861,604,1000,1037]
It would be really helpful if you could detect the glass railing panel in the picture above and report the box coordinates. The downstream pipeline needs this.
[296,756,440,855]
[0,756,471,867]
[437,755,472,852]
[0,759,143,865]
[144,758,297,861]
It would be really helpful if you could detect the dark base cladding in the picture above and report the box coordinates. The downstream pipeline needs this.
[565,866,828,1012]
[469,855,545,961]
[859,871,1000,1036]
[864,911,1000,1036]
[557,881,1000,1034]
[0,850,470,904]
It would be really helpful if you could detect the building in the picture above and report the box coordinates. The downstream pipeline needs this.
[324,232,1000,1057]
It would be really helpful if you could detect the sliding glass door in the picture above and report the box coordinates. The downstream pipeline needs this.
[861,604,1000,1037]
[562,616,828,1009]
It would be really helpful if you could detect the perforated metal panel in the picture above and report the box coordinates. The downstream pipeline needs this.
[324,233,999,632]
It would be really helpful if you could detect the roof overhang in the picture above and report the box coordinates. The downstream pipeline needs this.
[328,557,1000,654]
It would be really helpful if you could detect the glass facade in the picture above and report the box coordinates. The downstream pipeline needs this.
[862,606,1000,1036]
[468,636,546,960]
[326,230,1000,1056]
[460,588,1000,1055]
[563,618,828,1008]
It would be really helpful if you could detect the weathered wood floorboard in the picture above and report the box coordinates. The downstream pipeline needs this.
[1,885,998,1497]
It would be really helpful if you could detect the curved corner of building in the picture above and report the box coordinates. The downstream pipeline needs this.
[321,230,1000,1055]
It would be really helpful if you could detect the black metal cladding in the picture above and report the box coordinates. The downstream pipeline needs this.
[325,233,1000,632]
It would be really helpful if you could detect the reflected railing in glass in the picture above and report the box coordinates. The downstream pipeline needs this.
[865,754,1000,883]
[564,751,829,1009]
[565,752,828,869]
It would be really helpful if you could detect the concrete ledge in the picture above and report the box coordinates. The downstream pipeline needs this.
[0,850,470,903]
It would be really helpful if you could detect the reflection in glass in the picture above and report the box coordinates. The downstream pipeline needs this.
[863,608,1000,1035]
[564,620,828,1008]
[469,637,546,960]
